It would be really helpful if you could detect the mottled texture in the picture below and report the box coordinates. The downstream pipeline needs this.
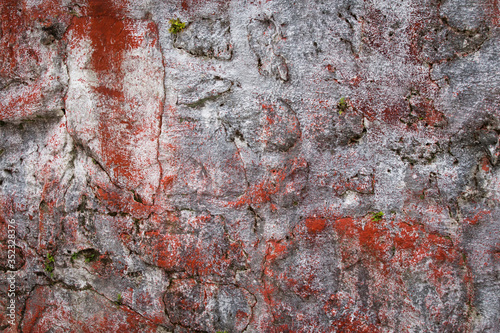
[1,0,499,332]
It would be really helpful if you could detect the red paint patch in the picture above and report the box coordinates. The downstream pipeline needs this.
[305,217,326,234]
[66,0,163,204]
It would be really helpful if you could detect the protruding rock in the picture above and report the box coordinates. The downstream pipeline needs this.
[0,2,69,121]
[315,102,364,149]
[261,99,301,152]
[176,75,232,107]
[248,18,289,81]
[165,279,255,333]
[173,18,233,60]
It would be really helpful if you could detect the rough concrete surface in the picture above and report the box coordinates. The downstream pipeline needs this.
[0,0,499,332]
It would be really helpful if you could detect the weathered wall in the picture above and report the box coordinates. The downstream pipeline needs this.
[1,0,499,332]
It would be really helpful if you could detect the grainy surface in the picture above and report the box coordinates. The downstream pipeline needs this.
[1,0,499,332]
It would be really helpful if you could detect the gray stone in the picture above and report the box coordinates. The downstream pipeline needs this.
[248,17,289,81]
[173,18,233,60]
[1,0,500,332]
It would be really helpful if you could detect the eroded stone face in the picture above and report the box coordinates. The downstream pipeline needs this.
[173,18,233,60]
[247,17,289,81]
[22,285,162,332]
[65,0,164,205]
[1,0,499,332]
[0,0,69,121]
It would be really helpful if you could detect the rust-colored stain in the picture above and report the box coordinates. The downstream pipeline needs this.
[1,0,498,331]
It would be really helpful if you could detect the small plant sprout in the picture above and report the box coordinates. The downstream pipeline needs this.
[116,293,123,305]
[71,252,78,262]
[45,253,55,278]
[371,211,384,222]
[85,253,96,263]
[169,18,186,34]
[338,96,348,114]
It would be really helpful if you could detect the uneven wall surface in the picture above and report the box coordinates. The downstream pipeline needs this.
[1,0,499,332]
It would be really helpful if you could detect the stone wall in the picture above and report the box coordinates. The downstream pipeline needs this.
[1,0,499,332]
